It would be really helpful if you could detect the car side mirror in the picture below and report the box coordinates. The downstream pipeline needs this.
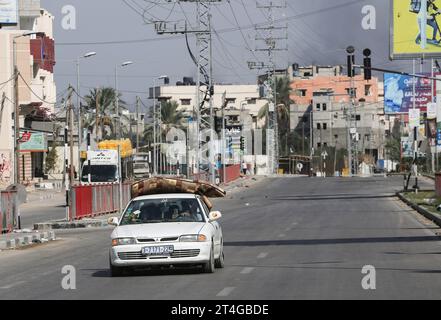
[107,217,119,226]
[209,211,222,222]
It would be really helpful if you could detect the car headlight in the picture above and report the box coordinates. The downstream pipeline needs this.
[179,234,207,242]
[112,238,136,246]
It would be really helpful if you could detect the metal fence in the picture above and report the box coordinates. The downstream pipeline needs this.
[0,191,18,234]
[69,183,132,221]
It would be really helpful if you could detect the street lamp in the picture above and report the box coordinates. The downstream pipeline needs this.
[12,31,45,185]
[76,51,97,181]
[152,75,168,176]
[115,61,134,139]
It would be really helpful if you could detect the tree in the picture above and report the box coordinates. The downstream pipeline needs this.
[45,145,58,174]
[258,76,294,156]
[83,87,129,140]
[160,100,185,132]
[142,100,185,147]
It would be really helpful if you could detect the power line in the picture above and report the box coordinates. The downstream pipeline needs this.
[56,0,367,46]
[18,73,58,105]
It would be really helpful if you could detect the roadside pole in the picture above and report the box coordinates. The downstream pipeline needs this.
[64,124,69,221]
[87,132,91,184]
[118,145,123,214]
[136,96,140,154]
[222,92,227,184]
[69,89,75,221]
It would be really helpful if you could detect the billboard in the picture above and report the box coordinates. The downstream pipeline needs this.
[19,131,48,152]
[0,0,18,25]
[391,0,441,59]
[401,137,413,157]
[384,73,434,114]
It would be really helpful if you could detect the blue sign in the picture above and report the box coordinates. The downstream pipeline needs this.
[384,73,433,114]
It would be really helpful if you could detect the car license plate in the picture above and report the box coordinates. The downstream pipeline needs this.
[142,245,174,256]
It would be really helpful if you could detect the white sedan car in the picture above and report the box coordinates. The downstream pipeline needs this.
[108,193,224,277]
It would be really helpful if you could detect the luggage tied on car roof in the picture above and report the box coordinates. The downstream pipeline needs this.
[131,177,227,199]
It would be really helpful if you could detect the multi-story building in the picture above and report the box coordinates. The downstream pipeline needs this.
[289,65,386,168]
[0,1,56,186]
[151,81,267,121]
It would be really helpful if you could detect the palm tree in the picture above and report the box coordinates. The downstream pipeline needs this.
[83,87,129,140]
[258,76,293,156]
[142,100,185,147]
[160,100,186,130]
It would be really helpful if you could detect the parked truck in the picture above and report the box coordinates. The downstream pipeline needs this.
[81,139,134,184]
[133,152,151,180]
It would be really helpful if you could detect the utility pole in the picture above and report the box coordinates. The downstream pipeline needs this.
[153,0,220,183]
[346,46,358,177]
[249,0,287,175]
[64,87,74,221]
[95,88,100,143]
[68,88,75,187]
[13,66,20,185]
[136,96,140,154]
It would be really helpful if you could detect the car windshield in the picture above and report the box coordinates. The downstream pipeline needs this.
[81,165,117,183]
[120,198,205,225]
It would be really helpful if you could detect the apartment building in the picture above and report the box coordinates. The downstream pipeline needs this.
[0,1,56,185]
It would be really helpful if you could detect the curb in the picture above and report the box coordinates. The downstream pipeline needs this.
[422,174,435,181]
[34,220,108,231]
[396,192,441,227]
[0,231,56,250]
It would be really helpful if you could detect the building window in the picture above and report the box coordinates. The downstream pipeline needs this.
[316,103,321,111]
[356,115,361,121]
[226,98,236,104]
[180,99,191,106]
[322,103,327,111]
[300,89,307,97]
[323,123,327,130]
[317,123,321,130]
[317,142,321,148]
[346,88,357,97]
[323,143,328,147]
[365,85,372,96]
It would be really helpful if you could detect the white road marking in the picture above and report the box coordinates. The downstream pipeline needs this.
[292,222,298,226]
[0,281,25,289]
[285,227,292,232]
[240,267,255,274]
[217,287,236,297]
[278,233,286,238]
[257,252,268,259]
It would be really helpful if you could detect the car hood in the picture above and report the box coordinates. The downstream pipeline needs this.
[113,222,206,239]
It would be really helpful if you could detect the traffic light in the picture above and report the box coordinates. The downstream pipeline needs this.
[346,46,355,78]
[214,116,222,133]
[363,48,372,81]
[240,137,245,151]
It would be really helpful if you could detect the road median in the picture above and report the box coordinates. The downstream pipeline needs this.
[0,230,56,251]
[396,190,441,227]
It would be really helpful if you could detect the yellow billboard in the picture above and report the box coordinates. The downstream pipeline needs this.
[391,0,441,59]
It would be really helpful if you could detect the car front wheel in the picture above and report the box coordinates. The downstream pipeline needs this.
[215,243,225,269]
[203,244,216,273]
[109,258,127,277]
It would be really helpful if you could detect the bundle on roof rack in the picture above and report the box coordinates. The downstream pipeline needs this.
[131,177,226,199]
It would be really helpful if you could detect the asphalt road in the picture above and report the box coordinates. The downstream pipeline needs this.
[1,176,441,300]
[19,191,66,229]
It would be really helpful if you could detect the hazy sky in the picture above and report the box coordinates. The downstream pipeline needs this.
[39,0,419,107]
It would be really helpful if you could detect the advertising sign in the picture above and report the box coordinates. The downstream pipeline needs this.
[384,73,434,114]
[391,0,441,59]
[0,0,18,25]
[19,132,48,152]
[0,150,12,183]
[401,137,413,158]
[409,108,421,128]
